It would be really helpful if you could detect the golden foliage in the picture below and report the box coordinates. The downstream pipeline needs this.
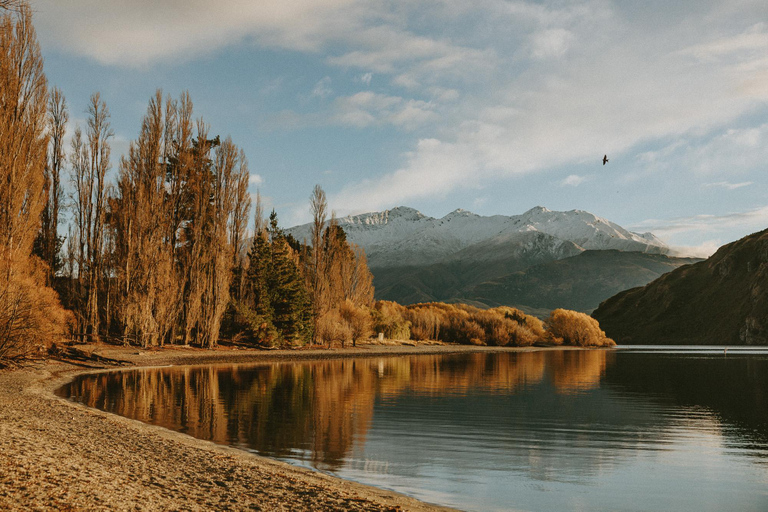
[316,309,353,347]
[371,301,411,340]
[401,303,545,346]
[0,257,73,360]
[339,299,373,346]
[546,308,616,347]
[0,5,71,362]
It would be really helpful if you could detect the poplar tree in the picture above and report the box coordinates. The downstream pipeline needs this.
[34,87,67,284]
[0,3,69,359]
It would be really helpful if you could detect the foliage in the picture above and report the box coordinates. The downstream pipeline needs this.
[546,308,616,347]
[339,299,373,346]
[0,257,73,362]
[371,301,411,340]
[0,5,72,362]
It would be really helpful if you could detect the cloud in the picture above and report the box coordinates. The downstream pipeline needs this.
[636,124,768,176]
[530,29,575,60]
[249,174,264,187]
[703,181,753,190]
[561,174,587,187]
[35,0,360,66]
[271,92,439,131]
[331,138,477,212]
[631,205,768,252]
[358,73,373,85]
[311,77,333,99]
[669,240,722,259]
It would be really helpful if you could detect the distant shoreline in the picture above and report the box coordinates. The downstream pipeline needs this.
[1,342,591,511]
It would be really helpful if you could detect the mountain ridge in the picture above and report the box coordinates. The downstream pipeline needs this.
[287,205,669,269]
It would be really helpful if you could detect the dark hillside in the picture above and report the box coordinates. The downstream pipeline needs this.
[593,228,768,345]
[471,250,699,313]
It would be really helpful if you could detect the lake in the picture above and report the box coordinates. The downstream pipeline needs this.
[57,348,768,511]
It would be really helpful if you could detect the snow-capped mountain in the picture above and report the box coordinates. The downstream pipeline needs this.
[287,206,668,268]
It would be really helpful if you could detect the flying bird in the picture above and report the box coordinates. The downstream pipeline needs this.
[603,155,609,165]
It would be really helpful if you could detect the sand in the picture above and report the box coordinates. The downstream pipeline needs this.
[0,342,545,511]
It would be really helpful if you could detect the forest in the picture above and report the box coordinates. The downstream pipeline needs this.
[0,3,612,363]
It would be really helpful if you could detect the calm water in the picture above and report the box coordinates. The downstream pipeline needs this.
[57,349,768,511]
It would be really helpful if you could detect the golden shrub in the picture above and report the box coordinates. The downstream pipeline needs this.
[546,309,615,347]
[0,257,73,361]
[371,301,411,340]
[339,299,373,346]
[317,309,353,347]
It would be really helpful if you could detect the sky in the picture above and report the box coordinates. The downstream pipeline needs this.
[29,0,768,257]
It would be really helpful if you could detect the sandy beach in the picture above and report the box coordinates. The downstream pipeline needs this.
[0,342,550,511]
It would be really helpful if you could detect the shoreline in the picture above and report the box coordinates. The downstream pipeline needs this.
[0,342,580,511]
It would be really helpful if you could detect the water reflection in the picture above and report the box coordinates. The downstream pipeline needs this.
[58,350,768,511]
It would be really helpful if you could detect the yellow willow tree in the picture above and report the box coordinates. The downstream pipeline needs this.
[0,4,69,360]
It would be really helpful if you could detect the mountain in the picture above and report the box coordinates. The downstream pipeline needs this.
[472,250,701,313]
[592,228,768,345]
[287,206,674,312]
[288,206,669,268]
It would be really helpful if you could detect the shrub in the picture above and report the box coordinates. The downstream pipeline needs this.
[339,299,373,346]
[0,258,73,363]
[371,301,411,340]
[229,300,280,347]
[317,310,353,347]
[546,309,615,347]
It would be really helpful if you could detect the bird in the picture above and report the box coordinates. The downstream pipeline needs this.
[603,155,609,165]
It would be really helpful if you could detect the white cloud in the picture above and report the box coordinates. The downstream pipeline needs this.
[311,77,333,99]
[358,72,373,85]
[561,174,587,187]
[669,240,722,259]
[631,205,768,254]
[35,0,360,66]
[249,174,264,187]
[530,29,575,60]
[636,124,768,177]
[275,92,439,130]
[703,181,753,190]
[332,138,477,212]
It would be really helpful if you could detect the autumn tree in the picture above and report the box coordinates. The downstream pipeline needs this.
[34,87,67,284]
[308,184,327,342]
[69,93,113,340]
[111,91,251,348]
[111,90,179,347]
[0,4,70,360]
[304,186,375,347]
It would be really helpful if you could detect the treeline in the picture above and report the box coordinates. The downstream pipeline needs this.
[371,302,615,347]
[0,4,374,358]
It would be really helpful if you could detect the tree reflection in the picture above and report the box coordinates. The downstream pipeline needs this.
[59,350,615,470]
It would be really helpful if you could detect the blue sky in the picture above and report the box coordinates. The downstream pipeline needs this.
[31,0,768,256]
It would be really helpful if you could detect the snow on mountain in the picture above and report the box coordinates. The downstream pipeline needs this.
[286,206,669,268]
